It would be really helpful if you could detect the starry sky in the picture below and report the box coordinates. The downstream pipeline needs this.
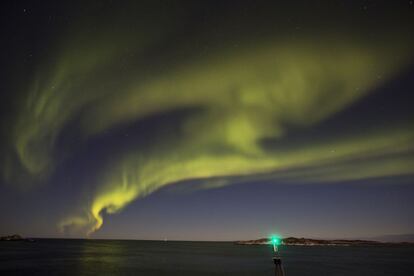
[1,0,414,241]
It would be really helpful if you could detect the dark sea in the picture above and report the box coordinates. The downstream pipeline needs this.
[1,239,413,275]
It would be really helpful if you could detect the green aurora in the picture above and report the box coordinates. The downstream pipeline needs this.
[2,3,414,236]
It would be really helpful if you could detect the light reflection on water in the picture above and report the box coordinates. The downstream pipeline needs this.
[0,239,413,275]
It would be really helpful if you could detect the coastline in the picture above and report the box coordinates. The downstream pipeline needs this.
[235,237,414,247]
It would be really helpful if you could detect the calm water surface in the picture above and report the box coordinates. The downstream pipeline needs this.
[0,239,413,275]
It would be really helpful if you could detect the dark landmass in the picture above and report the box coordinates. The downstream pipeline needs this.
[235,237,414,246]
[0,234,34,242]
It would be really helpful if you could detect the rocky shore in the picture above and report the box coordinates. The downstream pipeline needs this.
[0,234,33,242]
[235,237,412,246]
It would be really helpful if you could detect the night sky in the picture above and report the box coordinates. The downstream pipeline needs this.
[1,1,414,241]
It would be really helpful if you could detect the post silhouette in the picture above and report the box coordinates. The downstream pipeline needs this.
[273,256,285,276]
[270,236,285,276]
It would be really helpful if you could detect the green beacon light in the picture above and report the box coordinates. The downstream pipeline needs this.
[270,235,285,276]
[270,236,281,253]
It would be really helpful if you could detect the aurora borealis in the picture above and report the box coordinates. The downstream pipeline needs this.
[1,1,414,240]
